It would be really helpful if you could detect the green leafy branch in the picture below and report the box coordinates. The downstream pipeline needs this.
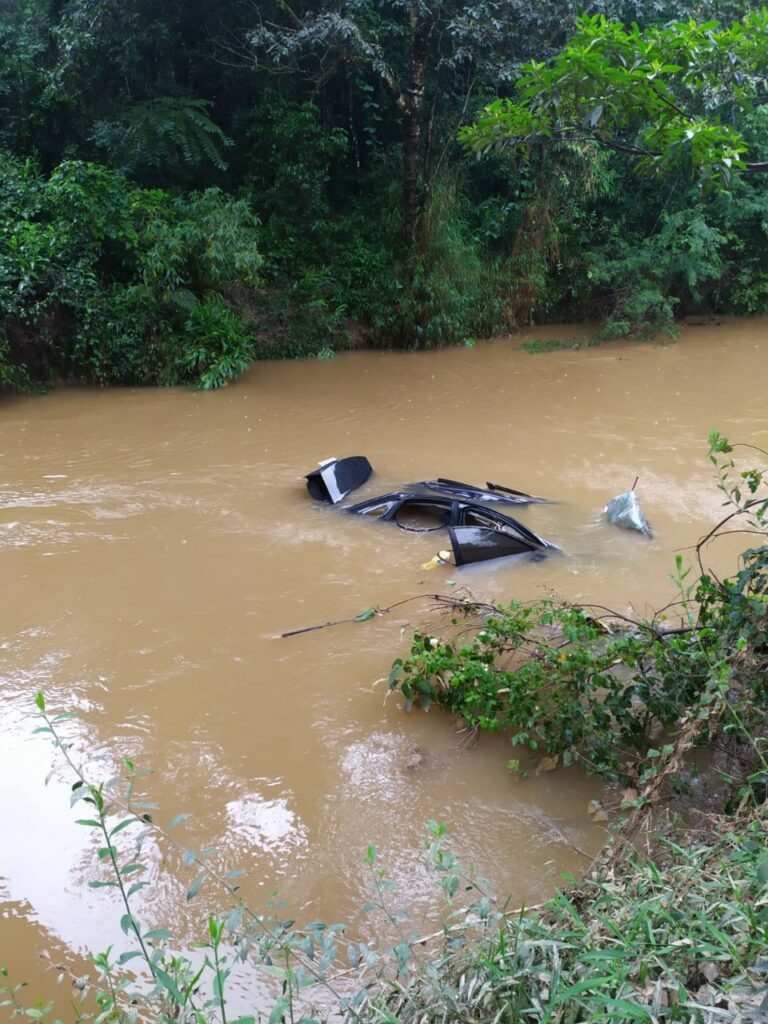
[460,11,768,188]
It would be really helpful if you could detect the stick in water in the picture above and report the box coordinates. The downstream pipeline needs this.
[279,593,477,638]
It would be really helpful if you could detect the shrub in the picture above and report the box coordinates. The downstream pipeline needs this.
[179,294,253,390]
[0,154,262,390]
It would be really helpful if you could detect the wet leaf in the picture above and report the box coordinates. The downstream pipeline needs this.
[701,962,720,983]
[187,872,206,901]
[268,997,291,1024]
[225,905,244,935]
[109,818,135,838]
[388,659,403,688]
[117,951,143,965]
[154,966,183,1004]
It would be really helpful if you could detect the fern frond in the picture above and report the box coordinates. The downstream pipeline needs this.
[92,96,231,175]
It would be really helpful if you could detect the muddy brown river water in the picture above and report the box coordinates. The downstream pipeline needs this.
[1,318,767,1008]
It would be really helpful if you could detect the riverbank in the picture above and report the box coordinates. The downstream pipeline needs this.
[361,810,768,1024]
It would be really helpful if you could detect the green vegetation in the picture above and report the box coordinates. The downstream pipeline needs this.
[1,2,768,389]
[2,0,767,1008]
[460,12,768,185]
[390,593,719,782]
[382,821,768,1023]
[0,156,260,389]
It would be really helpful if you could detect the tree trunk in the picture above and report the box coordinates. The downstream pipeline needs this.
[402,6,437,251]
[402,109,421,250]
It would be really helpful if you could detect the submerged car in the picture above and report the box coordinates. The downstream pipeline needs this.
[346,491,555,565]
[304,456,555,566]
[407,477,548,506]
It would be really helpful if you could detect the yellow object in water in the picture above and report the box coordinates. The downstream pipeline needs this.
[421,550,454,570]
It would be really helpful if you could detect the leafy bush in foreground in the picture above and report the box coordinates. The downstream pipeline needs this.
[380,818,768,1024]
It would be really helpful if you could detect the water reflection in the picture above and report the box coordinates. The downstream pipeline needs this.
[226,792,308,861]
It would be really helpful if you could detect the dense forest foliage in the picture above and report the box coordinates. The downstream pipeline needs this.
[1,0,767,389]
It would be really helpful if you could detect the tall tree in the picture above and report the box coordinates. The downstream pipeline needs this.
[460,11,768,185]
[244,0,598,251]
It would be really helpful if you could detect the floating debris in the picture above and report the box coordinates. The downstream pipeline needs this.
[305,455,372,504]
[421,550,455,570]
[604,478,653,537]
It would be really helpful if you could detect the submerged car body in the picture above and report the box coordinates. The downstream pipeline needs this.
[409,477,547,506]
[304,457,555,566]
[346,491,554,564]
[448,526,548,566]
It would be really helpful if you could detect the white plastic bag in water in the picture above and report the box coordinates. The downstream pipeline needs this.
[604,489,653,537]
